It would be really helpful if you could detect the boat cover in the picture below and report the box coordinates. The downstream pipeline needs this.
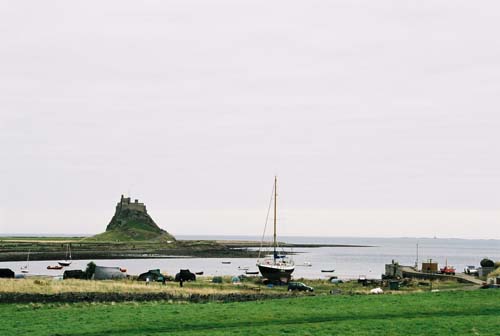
[93,266,126,280]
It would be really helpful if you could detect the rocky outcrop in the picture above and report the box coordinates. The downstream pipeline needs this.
[90,195,175,241]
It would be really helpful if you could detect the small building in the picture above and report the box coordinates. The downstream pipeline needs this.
[385,260,403,278]
[422,261,438,273]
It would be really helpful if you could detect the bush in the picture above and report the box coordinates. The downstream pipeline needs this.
[85,262,96,279]
[212,276,223,284]
[480,259,494,268]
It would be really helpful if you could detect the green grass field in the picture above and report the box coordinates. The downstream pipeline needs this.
[1,290,498,335]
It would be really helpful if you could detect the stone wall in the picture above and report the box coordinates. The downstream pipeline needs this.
[0,291,293,304]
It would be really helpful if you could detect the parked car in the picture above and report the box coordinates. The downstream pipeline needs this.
[439,266,456,275]
[464,265,479,276]
[288,282,314,292]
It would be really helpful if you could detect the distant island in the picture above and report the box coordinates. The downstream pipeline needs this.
[86,195,175,242]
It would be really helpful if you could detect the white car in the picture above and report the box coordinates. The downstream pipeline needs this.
[464,265,479,276]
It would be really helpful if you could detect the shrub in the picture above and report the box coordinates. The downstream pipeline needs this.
[86,262,97,279]
[480,259,494,268]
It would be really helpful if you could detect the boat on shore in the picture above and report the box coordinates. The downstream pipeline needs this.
[256,177,295,283]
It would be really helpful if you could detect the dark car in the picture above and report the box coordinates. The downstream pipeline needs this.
[288,282,314,292]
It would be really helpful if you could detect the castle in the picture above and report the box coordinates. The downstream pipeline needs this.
[115,195,147,214]
[106,194,167,235]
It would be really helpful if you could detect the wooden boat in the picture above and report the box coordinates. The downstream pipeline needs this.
[47,265,63,270]
[256,177,295,282]
[58,244,72,266]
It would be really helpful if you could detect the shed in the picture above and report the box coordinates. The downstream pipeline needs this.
[422,261,438,273]
[93,266,126,280]
[0,268,15,278]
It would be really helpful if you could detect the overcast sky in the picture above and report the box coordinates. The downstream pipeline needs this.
[1,1,500,239]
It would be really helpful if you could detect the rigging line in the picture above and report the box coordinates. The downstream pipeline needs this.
[258,181,275,260]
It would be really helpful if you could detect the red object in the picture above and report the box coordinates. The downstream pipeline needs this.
[440,266,456,275]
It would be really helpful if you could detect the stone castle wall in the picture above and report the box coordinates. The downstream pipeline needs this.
[117,195,147,213]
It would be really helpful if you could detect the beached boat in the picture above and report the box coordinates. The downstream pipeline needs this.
[47,265,63,270]
[256,177,294,283]
[58,244,72,266]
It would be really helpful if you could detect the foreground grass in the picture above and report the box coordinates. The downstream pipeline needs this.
[0,290,498,335]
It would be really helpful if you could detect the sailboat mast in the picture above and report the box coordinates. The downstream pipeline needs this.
[273,176,277,260]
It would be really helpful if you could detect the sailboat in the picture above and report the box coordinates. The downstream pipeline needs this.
[256,177,295,283]
[20,250,30,273]
[58,244,72,267]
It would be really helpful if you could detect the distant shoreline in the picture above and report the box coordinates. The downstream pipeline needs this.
[0,236,373,262]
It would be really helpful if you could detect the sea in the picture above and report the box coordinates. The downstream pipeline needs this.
[1,236,499,280]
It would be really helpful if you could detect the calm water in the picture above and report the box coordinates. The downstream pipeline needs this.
[2,236,499,279]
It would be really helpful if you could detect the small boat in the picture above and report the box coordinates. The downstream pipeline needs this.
[120,268,127,273]
[58,244,72,267]
[222,261,231,264]
[47,265,63,270]
[303,261,312,267]
[321,269,335,273]
[20,250,30,274]
[195,271,204,275]
[245,271,259,275]
[238,266,249,271]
